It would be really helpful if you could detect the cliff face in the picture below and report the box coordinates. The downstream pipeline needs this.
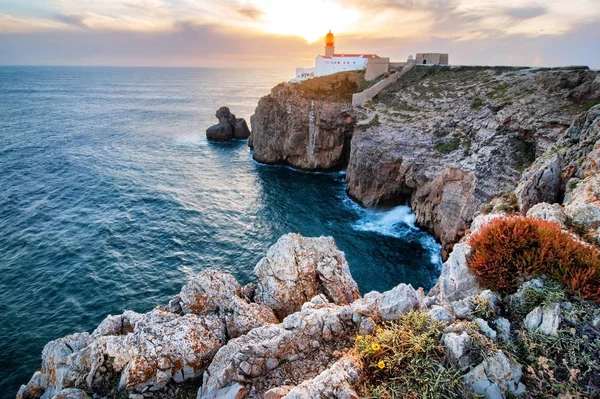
[250,83,355,170]
[345,66,600,249]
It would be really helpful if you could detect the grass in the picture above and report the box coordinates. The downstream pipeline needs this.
[434,136,462,154]
[471,97,484,110]
[353,312,472,399]
[294,71,363,102]
[512,138,536,171]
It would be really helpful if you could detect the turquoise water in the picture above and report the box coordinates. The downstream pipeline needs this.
[0,66,441,397]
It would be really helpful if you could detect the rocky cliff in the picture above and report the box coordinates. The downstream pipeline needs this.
[249,73,361,170]
[251,66,600,251]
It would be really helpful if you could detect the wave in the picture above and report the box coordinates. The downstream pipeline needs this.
[352,205,442,267]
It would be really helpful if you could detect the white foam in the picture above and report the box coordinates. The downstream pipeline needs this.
[352,205,442,267]
[352,206,416,237]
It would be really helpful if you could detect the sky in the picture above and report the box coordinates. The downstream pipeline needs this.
[0,0,599,69]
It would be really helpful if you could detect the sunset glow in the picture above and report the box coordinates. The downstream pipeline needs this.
[0,0,599,68]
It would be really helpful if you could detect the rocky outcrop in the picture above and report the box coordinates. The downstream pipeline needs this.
[253,234,360,320]
[206,107,250,142]
[168,269,278,339]
[345,67,599,249]
[250,83,355,170]
[199,301,369,399]
[515,153,562,213]
[17,310,226,399]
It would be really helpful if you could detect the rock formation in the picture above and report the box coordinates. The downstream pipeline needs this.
[250,66,599,251]
[17,71,600,399]
[345,67,600,250]
[206,106,251,142]
[250,83,355,170]
[253,234,361,319]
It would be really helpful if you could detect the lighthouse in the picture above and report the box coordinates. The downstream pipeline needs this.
[325,30,335,57]
[292,31,381,82]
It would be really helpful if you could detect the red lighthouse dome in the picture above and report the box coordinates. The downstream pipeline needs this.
[325,30,335,46]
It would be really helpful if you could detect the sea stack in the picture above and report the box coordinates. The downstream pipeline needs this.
[206,106,251,142]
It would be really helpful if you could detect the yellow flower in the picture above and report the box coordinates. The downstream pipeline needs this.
[371,342,381,351]
[377,360,385,369]
[376,327,384,334]
[356,335,364,341]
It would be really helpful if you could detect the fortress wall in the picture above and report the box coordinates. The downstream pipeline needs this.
[365,58,390,81]
[352,63,415,107]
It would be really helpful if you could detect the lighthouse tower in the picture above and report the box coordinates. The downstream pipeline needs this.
[324,30,335,57]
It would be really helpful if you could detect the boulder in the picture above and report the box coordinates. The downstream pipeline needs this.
[50,389,91,399]
[526,202,566,228]
[463,351,525,398]
[254,234,360,320]
[515,153,562,214]
[199,303,370,399]
[274,354,361,399]
[168,269,278,338]
[234,119,251,139]
[206,106,250,142]
[206,122,234,142]
[443,331,471,367]
[379,283,420,321]
[19,310,227,397]
[524,304,561,336]
[431,242,482,304]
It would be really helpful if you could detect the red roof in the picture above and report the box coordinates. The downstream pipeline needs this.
[335,54,380,58]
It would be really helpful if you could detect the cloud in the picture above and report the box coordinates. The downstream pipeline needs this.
[237,7,263,20]
[52,13,88,28]
[503,6,547,20]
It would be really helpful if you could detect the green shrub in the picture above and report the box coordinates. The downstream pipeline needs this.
[353,312,472,399]
[434,136,461,154]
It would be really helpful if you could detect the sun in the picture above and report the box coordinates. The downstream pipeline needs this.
[254,0,360,42]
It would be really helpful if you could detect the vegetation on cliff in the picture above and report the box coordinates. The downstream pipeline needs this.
[353,312,471,399]
[467,216,600,301]
[293,70,382,102]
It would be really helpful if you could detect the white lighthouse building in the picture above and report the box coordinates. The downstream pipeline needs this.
[292,31,381,82]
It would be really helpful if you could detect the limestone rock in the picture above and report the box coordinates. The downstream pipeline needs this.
[379,283,420,321]
[206,122,234,142]
[515,153,562,214]
[206,107,250,142]
[526,202,566,228]
[250,83,355,170]
[254,234,360,319]
[494,318,511,341]
[475,318,497,340]
[443,331,471,367]
[168,269,277,338]
[50,389,90,399]
[524,304,561,336]
[199,303,369,399]
[234,119,251,139]
[463,351,525,398]
[19,310,227,397]
[278,355,361,399]
[427,305,456,323]
[92,311,142,336]
[431,242,481,304]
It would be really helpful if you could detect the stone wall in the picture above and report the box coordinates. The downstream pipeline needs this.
[351,63,413,107]
[365,57,390,81]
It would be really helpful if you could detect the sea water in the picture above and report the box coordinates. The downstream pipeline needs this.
[0,66,441,396]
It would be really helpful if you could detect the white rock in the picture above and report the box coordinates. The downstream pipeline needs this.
[475,318,497,340]
[432,243,482,304]
[254,234,361,319]
[379,284,420,321]
[526,202,566,228]
[427,305,456,323]
[442,332,471,367]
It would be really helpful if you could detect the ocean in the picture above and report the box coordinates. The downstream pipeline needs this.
[0,66,441,397]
